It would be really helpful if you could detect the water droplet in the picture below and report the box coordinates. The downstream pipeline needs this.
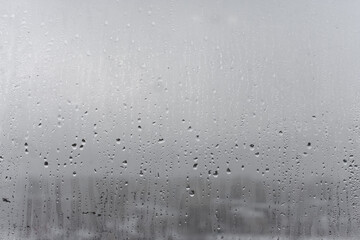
[73,171,77,176]
[123,160,127,166]
[193,163,198,170]
[44,161,48,168]
[158,138,165,144]
[189,190,195,197]
[249,144,255,151]
[71,143,77,149]
[116,138,121,144]
[226,168,231,174]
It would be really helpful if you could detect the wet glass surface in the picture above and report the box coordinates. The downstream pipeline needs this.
[1,0,360,239]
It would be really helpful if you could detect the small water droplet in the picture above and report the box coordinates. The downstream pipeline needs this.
[226,168,231,174]
[73,171,77,176]
[116,138,121,144]
[44,161,48,168]
[158,138,165,144]
[189,190,195,197]
[193,163,198,170]
[249,144,255,151]
[71,143,77,149]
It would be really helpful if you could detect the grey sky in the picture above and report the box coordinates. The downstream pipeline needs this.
[1,0,360,180]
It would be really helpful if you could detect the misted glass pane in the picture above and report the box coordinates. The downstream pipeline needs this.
[1,0,360,239]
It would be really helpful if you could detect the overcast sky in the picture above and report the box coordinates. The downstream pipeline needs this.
[1,0,360,180]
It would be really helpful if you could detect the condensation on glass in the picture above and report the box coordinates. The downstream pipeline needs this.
[1,0,360,239]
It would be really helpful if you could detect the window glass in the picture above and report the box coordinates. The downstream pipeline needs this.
[1,0,360,239]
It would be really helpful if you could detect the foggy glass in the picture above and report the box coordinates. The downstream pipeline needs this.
[1,0,360,239]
